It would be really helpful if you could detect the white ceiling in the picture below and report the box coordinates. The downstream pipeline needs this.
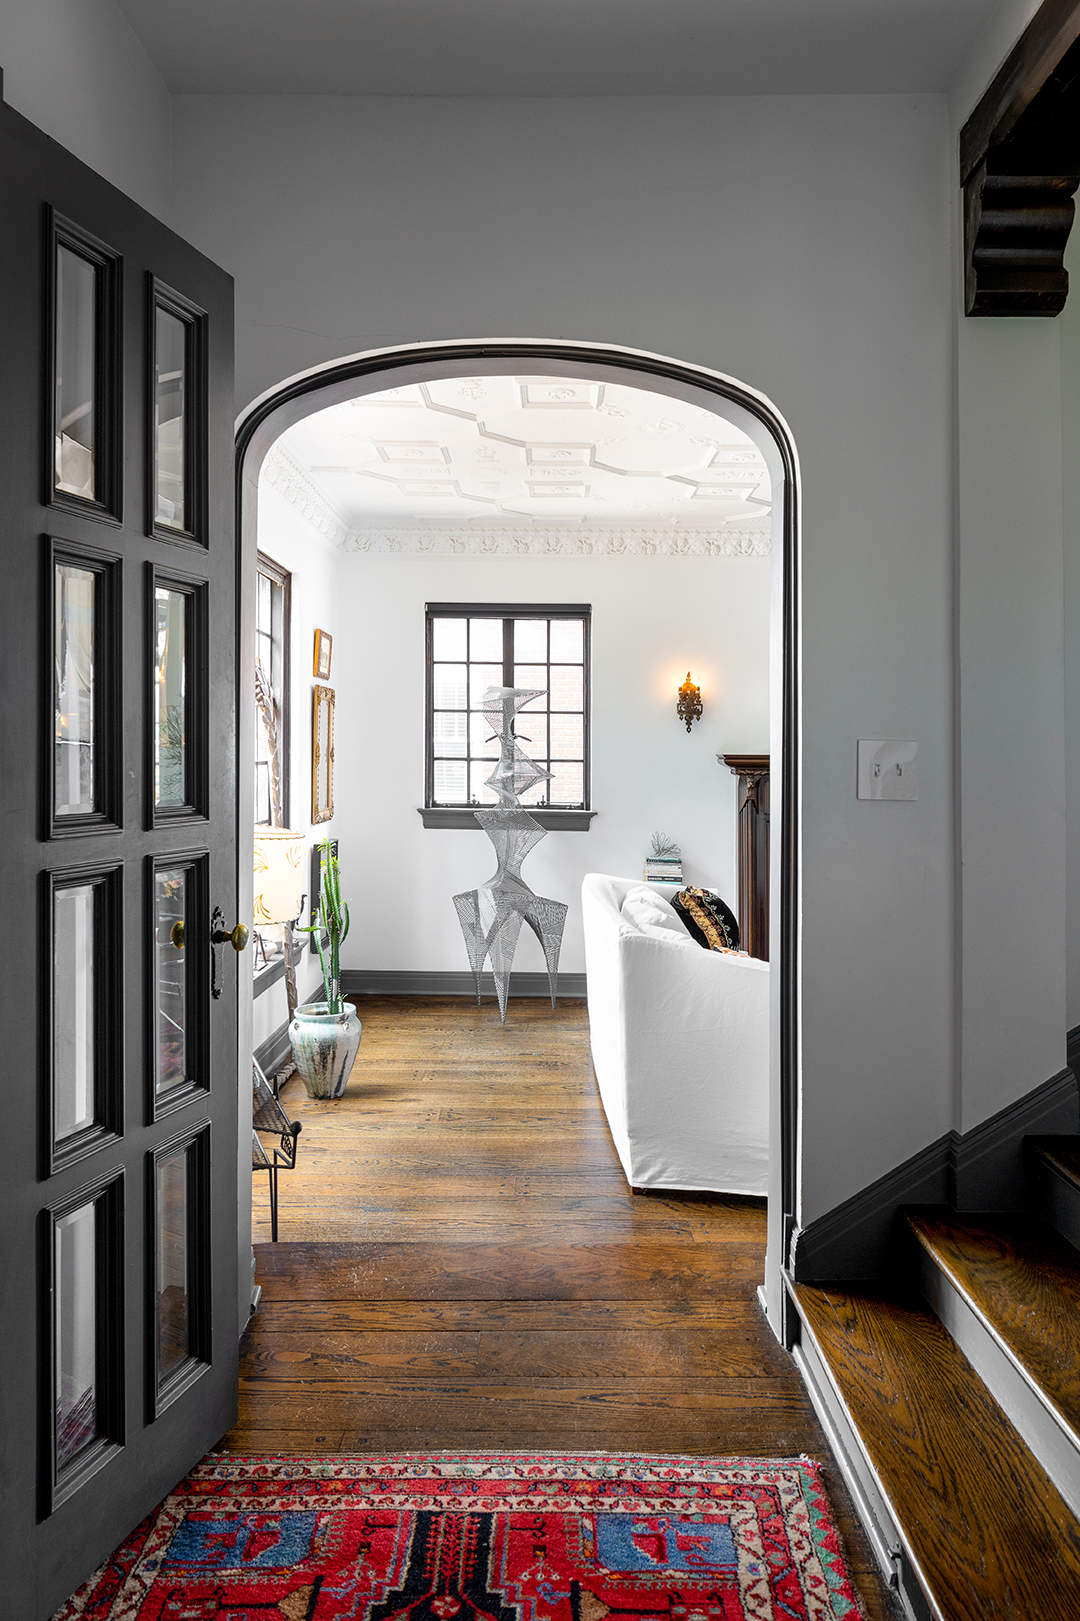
[116,0,997,96]
[277,375,771,531]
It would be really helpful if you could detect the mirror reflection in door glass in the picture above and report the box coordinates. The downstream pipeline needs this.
[154,588,186,806]
[54,1202,98,1470]
[155,1148,189,1383]
[155,308,186,531]
[53,885,95,1141]
[54,564,96,817]
[54,246,97,501]
[155,867,187,1094]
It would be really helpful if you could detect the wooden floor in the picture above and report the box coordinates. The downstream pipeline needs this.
[227,994,900,1619]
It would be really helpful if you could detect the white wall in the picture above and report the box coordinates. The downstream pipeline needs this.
[0,0,171,219]
[331,550,770,976]
[171,90,958,1224]
[251,480,343,1050]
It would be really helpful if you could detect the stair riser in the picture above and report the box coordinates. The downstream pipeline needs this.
[1030,1157,1080,1253]
[792,1327,933,1621]
[914,1245,1080,1520]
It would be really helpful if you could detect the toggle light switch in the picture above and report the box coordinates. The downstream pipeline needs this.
[857,739,918,801]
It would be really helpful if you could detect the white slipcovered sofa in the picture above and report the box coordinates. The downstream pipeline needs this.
[581,873,769,1195]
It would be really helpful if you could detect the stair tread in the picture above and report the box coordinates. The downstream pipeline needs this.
[792,1278,1080,1621]
[906,1208,1080,1444]
[1028,1134,1080,1192]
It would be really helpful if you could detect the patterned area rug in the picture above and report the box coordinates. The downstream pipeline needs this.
[55,1452,863,1620]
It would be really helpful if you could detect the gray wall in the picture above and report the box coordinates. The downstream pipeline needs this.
[169,90,958,1227]
[0,0,171,218]
[1064,233,1080,1033]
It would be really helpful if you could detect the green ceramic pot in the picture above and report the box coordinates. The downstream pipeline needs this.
[288,1000,362,1100]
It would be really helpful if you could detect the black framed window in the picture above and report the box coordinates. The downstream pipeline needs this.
[426,604,590,810]
[253,555,292,984]
[254,555,290,829]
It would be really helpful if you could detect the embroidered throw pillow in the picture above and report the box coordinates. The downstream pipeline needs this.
[673,887,741,953]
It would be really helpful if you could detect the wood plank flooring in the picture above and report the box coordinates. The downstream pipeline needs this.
[227,994,900,1619]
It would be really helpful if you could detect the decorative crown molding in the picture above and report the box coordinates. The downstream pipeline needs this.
[263,443,771,557]
[341,524,770,558]
[261,443,351,549]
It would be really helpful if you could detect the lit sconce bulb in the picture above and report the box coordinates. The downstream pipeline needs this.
[677,672,703,733]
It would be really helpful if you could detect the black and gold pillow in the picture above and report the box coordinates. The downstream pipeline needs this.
[672,887,741,952]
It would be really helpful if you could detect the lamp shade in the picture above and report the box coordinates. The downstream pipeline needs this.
[253,827,305,925]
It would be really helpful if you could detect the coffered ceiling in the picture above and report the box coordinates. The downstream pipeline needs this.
[276,375,772,538]
[116,0,997,96]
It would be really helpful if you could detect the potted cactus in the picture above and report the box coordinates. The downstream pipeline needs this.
[289,840,362,1099]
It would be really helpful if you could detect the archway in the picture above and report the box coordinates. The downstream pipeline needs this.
[236,339,801,1340]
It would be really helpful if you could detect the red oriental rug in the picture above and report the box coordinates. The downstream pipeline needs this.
[54,1452,864,1621]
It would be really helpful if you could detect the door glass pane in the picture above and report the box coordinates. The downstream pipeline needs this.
[155,308,186,530]
[54,886,95,1141]
[54,246,96,500]
[54,564,96,816]
[155,868,187,1094]
[154,588,186,806]
[156,1148,189,1383]
[54,1203,97,1470]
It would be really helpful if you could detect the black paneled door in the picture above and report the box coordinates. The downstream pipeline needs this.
[0,99,239,1618]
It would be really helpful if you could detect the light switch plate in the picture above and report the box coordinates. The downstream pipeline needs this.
[858,739,918,801]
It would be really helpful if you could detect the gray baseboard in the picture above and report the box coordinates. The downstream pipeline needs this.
[254,1021,293,1078]
[790,1066,1078,1282]
[341,969,587,999]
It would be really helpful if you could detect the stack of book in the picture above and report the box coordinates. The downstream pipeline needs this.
[644,856,683,884]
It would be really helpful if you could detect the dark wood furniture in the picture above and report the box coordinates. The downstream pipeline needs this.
[722,754,770,961]
[961,0,1080,316]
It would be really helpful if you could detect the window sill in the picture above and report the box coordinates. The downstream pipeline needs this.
[418,807,596,831]
[253,936,304,998]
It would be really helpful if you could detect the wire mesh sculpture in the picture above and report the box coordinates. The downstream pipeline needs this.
[453,686,568,1023]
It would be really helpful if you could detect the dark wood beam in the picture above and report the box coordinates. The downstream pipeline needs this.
[961,0,1080,315]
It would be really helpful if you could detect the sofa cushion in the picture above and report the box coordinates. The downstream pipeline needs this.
[620,885,693,942]
[673,887,741,952]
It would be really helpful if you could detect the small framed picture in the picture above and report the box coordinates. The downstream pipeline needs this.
[313,628,332,680]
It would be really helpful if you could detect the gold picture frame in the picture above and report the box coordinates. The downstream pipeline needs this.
[313,628,332,680]
[312,684,334,824]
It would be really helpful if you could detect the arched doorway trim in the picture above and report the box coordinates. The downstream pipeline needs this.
[235,338,801,1343]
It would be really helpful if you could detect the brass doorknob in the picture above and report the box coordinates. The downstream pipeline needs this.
[212,921,250,952]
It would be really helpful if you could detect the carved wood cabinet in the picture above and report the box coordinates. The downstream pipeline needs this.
[721,754,770,961]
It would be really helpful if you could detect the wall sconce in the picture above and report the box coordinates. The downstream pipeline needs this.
[677,672,703,732]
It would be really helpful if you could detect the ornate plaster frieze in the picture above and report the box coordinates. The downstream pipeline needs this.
[341,524,770,557]
[261,443,351,550]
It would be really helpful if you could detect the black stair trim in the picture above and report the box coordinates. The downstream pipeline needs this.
[790,1067,1077,1281]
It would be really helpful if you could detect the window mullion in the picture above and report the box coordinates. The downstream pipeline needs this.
[502,617,513,689]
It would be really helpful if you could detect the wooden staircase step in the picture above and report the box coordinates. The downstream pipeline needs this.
[791,1277,1080,1621]
[906,1208,1080,1509]
[1027,1136,1080,1252]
